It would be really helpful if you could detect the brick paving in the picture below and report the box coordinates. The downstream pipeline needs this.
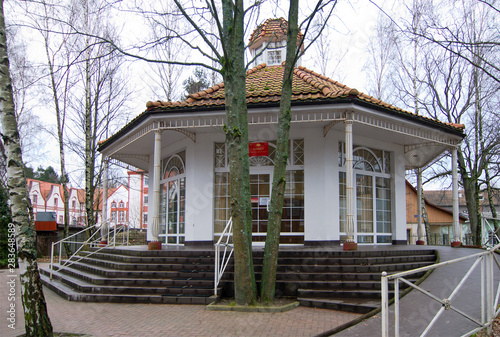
[0,265,359,337]
[2,246,495,337]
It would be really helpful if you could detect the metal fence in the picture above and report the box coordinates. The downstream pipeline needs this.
[381,243,500,336]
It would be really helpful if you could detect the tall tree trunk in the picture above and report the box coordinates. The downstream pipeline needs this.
[45,43,72,256]
[221,0,256,305]
[84,54,95,229]
[485,169,499,231]
[0,1,53,335]
[260,0,299,303]
[420,191,432,244]
[458,149,481,245]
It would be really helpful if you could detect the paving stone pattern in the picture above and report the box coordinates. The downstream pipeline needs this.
[0,265,359,337]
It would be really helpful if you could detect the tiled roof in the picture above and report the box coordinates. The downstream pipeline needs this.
[27,178,64,202]
[145,63,464,132]
[406,181,468,221]
[248,18,303,47]
[425,189,500,207]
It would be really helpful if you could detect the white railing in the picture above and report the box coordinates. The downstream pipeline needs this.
[381,243,500,337]
[482,216,500,248]
[214,217,233,296]
[49,222,130,280]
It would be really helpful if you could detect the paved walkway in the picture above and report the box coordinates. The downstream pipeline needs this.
[336,246,498,337]
[0,246,496,337]
[0,266,359,337]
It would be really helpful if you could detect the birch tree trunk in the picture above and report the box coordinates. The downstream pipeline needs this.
[260,0,299,303]
[0,1,53,335]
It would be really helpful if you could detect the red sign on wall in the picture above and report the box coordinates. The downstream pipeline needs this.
[249,142,269,157]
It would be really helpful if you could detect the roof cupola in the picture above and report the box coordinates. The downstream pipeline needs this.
[248,18,304,67]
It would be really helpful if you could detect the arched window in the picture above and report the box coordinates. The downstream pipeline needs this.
[119,201,124,208]
[163,155,185,179]
[339,142,392,244]
[160,151,186,245]
[111,201,117,208]
[353,148,382,172]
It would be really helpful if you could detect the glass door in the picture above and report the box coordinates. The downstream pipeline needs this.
[250,173,271,243]
[160,176,185,245]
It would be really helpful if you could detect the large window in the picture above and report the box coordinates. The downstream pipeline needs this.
[159,151,186,245]
[339,143,392,244]
[214,140,304,243]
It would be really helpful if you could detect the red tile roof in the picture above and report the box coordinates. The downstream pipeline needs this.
[249,18,303,48]
[145,63,464,132]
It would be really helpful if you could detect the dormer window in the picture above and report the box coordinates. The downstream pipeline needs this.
[54,198,58,207]
[249,18,303,67]
[268,49,282,65]
[33,194,38,204]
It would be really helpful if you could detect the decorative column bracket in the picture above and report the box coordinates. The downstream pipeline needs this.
[323,119,345,137]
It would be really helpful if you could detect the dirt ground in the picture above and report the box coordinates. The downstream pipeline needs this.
[475,315,500,337]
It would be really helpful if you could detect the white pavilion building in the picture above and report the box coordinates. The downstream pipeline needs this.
[98,19,464,248]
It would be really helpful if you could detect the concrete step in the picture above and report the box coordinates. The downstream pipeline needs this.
[274,255,436,266]
[298,297,379,314]
[60,260,213,279]
[40,269,219,304]
[297,288,391,299]
[72,256,214,272]
[40,266,215,288]
[79,250,215,265]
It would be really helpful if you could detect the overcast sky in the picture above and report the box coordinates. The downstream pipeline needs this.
[14,0,399,185]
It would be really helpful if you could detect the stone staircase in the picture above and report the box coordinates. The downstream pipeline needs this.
[222,248,437,314]
[40,247,437,313]
[39,247,219,304]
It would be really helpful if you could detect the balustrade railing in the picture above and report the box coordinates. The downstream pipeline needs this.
[214,217,233,296]
[49,221,130,280]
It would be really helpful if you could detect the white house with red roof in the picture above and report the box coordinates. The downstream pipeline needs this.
[27,178,140,228]
[98,19,465,249]
[28,179,66,224]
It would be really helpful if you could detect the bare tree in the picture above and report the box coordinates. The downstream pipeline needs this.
[402,0,500,244]
[21,0,79,254]
[0,0,53,335]
[58,0,338,304]
[364,13,397,101]
[140,0,187,101]
[65,0,131,228]
[5,20,46,166]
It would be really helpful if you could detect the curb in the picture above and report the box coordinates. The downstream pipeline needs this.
[206,301,300,313]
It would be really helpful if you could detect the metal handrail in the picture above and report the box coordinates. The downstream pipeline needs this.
[49,222,130,280]
[214,217,234,296]
[482,217,500,248]
[381,243,500,337]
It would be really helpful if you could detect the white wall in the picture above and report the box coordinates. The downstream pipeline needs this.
[145,122,410,245]
[187,132,216,242]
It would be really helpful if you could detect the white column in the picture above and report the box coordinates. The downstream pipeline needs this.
[452,147,461,245]
[416,168,424,244]
[150,130,162,249]
[100,157,109,243]
[344,120,356,249]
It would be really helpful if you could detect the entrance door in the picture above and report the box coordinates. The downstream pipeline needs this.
[250,173,271,242]
[162,177,185,245]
